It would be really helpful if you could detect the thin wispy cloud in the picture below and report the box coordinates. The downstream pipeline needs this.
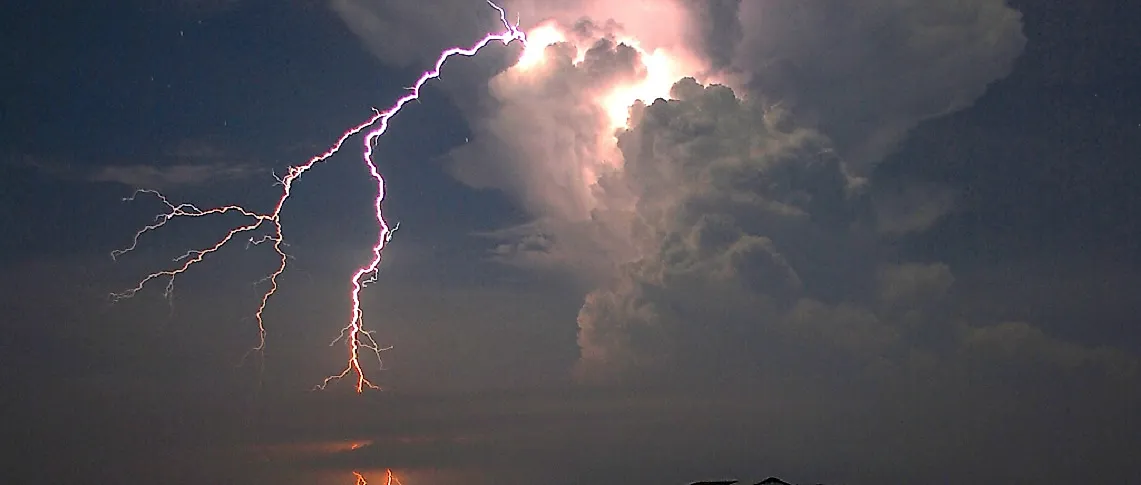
[12,140,265,189]
[89,162,260,188]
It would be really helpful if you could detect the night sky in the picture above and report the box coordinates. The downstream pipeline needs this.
[2,1,1139,484]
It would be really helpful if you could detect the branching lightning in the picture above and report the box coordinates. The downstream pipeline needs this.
[353,469,404,485]
[111,0,527,393]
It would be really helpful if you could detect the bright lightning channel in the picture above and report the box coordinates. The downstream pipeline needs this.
[353,469,403,485]
[111,1,527,393]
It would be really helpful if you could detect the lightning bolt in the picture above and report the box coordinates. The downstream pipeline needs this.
[353,469,404,485]
[112,1,527,393]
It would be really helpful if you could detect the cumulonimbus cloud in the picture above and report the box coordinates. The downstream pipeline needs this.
[328,0,1136,387]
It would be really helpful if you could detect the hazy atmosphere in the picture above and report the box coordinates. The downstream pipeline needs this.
[2,0,1139,484]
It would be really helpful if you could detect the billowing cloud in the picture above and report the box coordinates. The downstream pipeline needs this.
[328,0,1135,390]
[333,0,1027,175]
[439,14,715,280]
[571,80,880,381]
[571,80,1134,386]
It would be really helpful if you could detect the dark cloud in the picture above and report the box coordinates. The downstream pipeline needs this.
[329,0,514,67]
[330,0,700,63]
[727,0,1027,174]
[677,0,741,69]
[572,80,1135,394]
[572,80,858,381]
[871,183,957,236]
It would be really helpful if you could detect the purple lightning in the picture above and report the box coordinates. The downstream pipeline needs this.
[112,1,527,393]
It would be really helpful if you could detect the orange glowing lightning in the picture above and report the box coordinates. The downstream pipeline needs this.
[354,469,403,485]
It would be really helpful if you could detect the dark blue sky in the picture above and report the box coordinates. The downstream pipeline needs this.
[6,1,1137,270]
[2,1,1139,484]
[1,0,525,267]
